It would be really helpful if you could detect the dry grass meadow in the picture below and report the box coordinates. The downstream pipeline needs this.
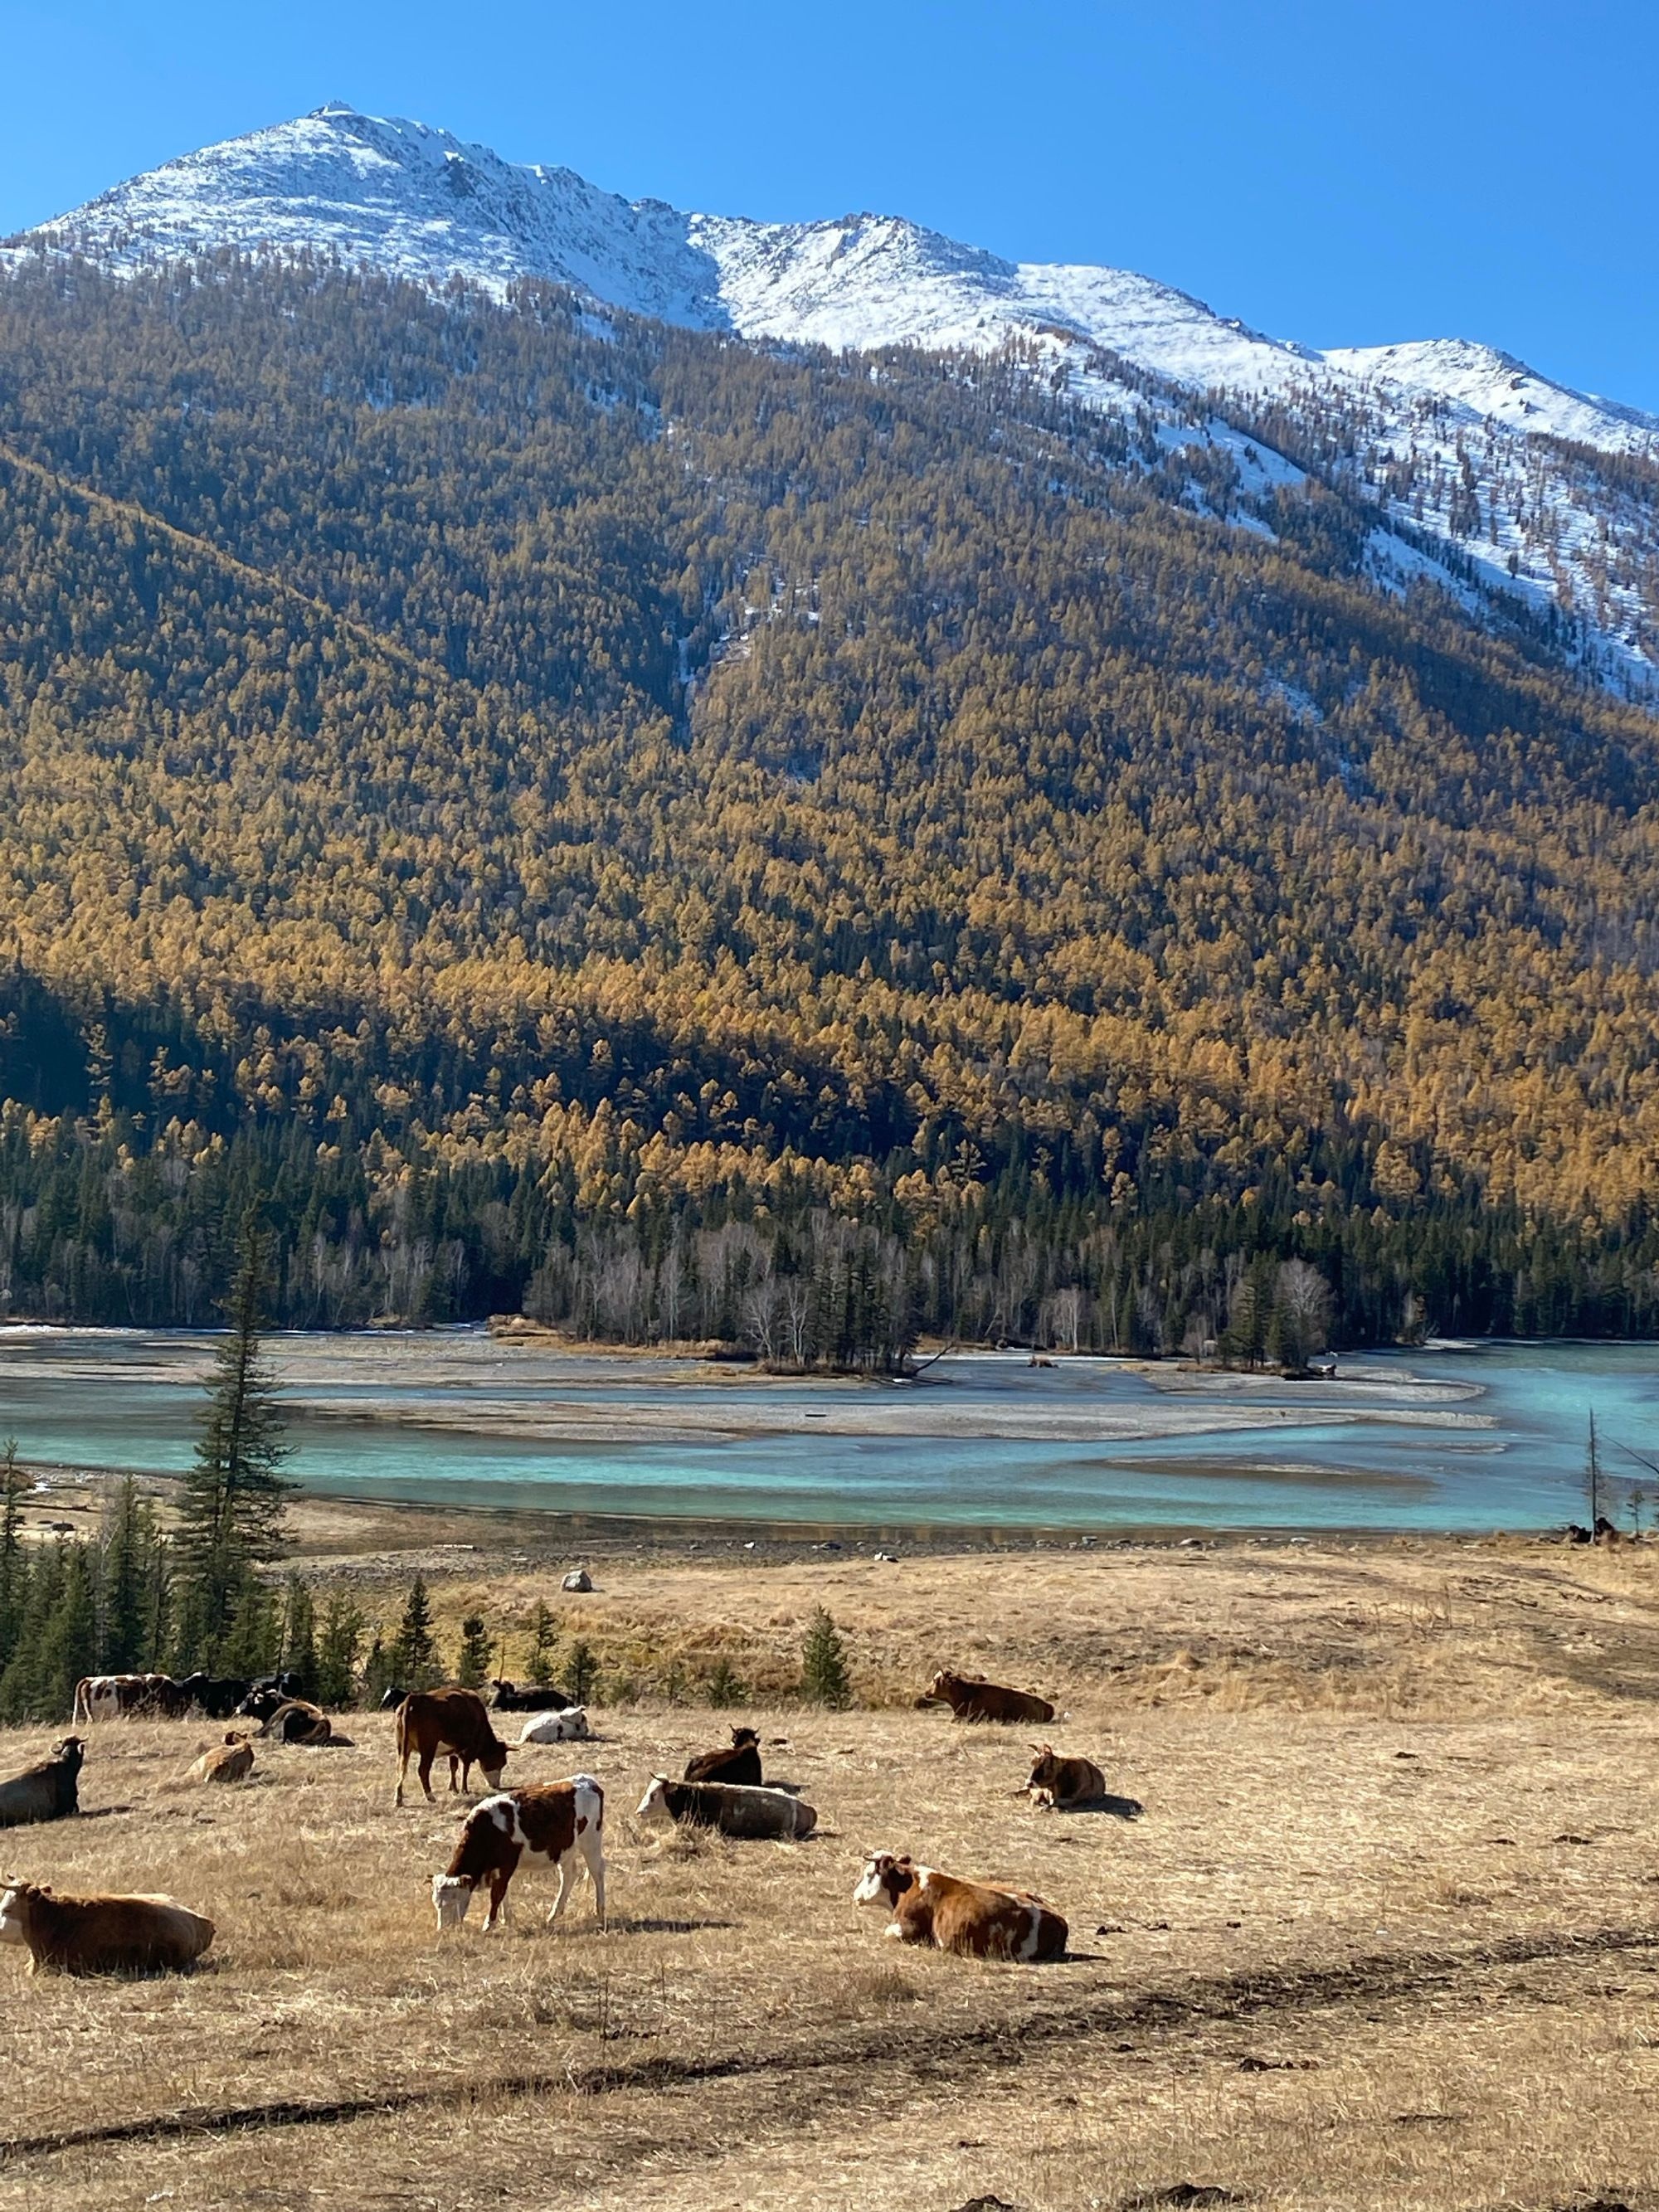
[5,1526,1659,2210]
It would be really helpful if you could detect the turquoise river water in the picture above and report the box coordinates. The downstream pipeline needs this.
[1,1330,1656,1534]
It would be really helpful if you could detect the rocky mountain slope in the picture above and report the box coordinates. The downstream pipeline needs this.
[8,102,1657,695]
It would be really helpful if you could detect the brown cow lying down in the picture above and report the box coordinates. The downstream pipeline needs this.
[255,1700,346,1746]
[636,1776,816,1839]
[0,1881,214,1976]
[0,1738,85,1828]
[854,1853,1068,1962]
[432,1778,606,1933]
[395,1688,510,1806]
[189,1733,255,1785]
[682,1726,761,1785]
[921,1670,1055,1724]
[1021,1744,1106,1810]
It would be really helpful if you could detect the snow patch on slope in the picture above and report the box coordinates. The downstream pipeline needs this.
[9,102,1659,691]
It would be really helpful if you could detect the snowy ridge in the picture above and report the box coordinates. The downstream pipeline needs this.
[9,104,1659,690]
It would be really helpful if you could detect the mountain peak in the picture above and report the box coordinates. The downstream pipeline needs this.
[9,106,1657,691]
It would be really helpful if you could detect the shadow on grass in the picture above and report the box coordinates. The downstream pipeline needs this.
[1052,1792,1144,1820]
[606,1915,740,1936]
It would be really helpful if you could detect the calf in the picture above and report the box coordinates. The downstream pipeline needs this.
[854,1852,1067,1962]
[0,1738,85,1828]
[0,1881,214,1976]
[189,1733,255,1785]
[1021,1744,1106,1811]
[920,1670,1054,1724]
[518,1708,590,1745]
[394,1688,510,1807]
[683,1727,761,1786]
[635,1776,816,1840]
[490,1679,575,1713]
[432,1777,606,1933]
[72,1673,189,1723]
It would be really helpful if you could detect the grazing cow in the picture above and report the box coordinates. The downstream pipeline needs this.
[178,1674,253,1721]
[920,1670,1054,1725]
[1021,1745,1106,1811]
[0,1738,85,1829]
[71,1674,190,1723]
[854,1853,1068,1962]
[432,1777,606,1933]
[491,1679,575,1713]
[255,1700,338,1746]
[635,1776,816,1840]
[189,1733,255,1785]
[518,1708,590,1745]
[394,1688,510,1807]
[683,1726,762,1786]
[0,1880,214,1976]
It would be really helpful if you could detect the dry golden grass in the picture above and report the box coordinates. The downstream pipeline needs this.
[3,1533,1659,2209]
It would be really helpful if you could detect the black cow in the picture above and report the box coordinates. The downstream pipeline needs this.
[179,1674,253,1721]
[489,1678,575,1713]
[0,1737,85,1827]
[232,1674,302,1722]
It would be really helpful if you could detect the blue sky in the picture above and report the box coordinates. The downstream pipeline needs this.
[2,0,1655,410]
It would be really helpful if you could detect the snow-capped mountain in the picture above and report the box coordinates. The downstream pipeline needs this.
[9,104,1658,691]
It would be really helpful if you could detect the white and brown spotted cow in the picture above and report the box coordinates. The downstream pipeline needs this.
[854,1852,1068,1962]
[72,1674,188,1723]
[431,1777,606,1933]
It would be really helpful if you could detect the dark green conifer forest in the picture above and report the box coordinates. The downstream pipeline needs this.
[2,254,1659,1354]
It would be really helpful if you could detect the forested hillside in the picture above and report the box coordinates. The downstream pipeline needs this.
[2,255,1659,1352]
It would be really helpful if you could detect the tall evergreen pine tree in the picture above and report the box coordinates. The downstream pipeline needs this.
[176,1214,292,1662]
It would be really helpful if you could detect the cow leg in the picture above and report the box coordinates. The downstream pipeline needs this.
[482,1868,513,1932]
[450,1755,464,1795]
[581,1829,606,1927]
[417,1748,437,1802]
[395,1746,411,1808]
[547,1853,578,1926]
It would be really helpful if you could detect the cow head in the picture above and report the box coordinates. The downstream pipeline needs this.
[234,1686,286,1723]
[431,1873,474,1932]
[1024,1744,1061,1792]
[0,1881,40,1945]
[854,1853,917,1908]
[730,1728,760,1750]
[378,1685,407,1713]
[51,1737,85,1774]
[920,1670,962,1707]
[635,1776,672,1822]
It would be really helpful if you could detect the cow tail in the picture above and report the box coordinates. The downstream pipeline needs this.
[71,1680,90,1725]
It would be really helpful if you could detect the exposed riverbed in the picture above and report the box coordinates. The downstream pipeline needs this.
[1,1329,1655,1533]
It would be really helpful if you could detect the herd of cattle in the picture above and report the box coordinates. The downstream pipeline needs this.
[0,1663,1098,1976]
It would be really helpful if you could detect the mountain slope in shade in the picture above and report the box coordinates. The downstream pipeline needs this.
[10,103,1659,690]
